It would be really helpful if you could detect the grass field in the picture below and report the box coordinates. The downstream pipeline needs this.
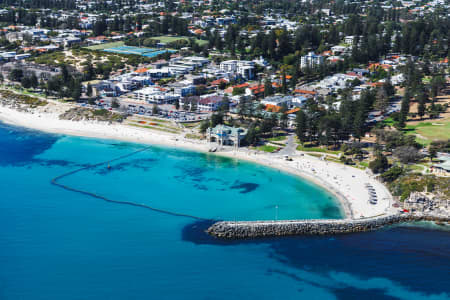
[85,41,125,50]
[150,36,208,46]
[382,117,395,127]
[256,145,278,152]
[266,135,287,142]
[405,117,450,145]
[296,144,341,155]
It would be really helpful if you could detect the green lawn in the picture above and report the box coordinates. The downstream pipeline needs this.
[296,144,341,155]
[359,161,369,168]
[405,119,450,145]
[257,145,278,152]
[85,41,125,50]
[382,117,395,127]
[150,36,208,46]
[182,121,201,129]
[185,133,203,140]
[266,135,287,142]
[4,86,43,98]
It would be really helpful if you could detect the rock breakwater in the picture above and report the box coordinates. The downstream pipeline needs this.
[207,214,450,239]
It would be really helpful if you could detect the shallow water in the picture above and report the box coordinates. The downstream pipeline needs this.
[0,122,449,300]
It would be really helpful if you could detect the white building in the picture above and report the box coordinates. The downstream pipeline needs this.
[300,52,324,69]
[198,95,224,111]
[344,35,358,45]
[260,95,293,107]
[219,60,255,79]
[132,86,179,104]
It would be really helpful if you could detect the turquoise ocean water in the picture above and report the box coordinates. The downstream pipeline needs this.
[0,122,449,299]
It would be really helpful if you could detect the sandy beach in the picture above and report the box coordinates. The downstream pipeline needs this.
[0,104,396,220]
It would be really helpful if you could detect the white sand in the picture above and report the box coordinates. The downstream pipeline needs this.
[0,105,396,219]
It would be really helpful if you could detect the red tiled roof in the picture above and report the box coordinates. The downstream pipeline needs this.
[233,83,249,89]
[248,85,264,94]
[211,78,228,85]
[265,104,281,112]
[249,84,264,90]
[87,35,107,40]
[286,108,300,114]
[294,89,316,95]
[134,68,149,73]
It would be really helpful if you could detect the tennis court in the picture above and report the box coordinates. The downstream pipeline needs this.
[103,46,176,57]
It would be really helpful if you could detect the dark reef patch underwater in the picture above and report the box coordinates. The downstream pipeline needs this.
[0,122,60,166]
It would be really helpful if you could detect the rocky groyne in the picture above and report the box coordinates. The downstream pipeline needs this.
[207,214,450,239]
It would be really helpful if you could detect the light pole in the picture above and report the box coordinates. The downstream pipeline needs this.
[275,205,278,221]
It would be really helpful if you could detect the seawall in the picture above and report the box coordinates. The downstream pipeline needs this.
[207,214,450,239]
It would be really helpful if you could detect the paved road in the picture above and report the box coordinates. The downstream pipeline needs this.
[277,134,297,156]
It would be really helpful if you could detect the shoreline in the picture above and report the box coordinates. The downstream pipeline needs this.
[0,104,396,220]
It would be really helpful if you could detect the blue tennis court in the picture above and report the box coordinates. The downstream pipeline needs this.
[103,46,176,57]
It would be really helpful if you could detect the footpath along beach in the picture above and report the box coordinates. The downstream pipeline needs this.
[0,104,396,220]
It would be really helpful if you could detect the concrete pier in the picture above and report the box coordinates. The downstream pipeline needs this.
[207,214,450,239]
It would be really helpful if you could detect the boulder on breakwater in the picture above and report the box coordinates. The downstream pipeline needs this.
[207,214,450,239]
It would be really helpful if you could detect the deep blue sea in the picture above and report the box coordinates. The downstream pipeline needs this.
[0,121,449,300]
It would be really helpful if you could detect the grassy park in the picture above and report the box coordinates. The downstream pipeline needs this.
[405,117,450,145]
[256,145,279,152]
[150,36,208,46]
[85,41,125,50]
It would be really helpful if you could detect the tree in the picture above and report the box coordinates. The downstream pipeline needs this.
[21,76,31,89]
[295,110,307,143]
[244,124,259,146]
[199,120,209,134]
[93,18,107,36]
[381,166,403,182]
[416,88,427,120]
[71,80,82,101]
[374,87,389,114]
[383,76,395,97]
[211,113,223,127]
[111,98,120,109]
[219,97,230,113]
[280,112,288,129]
[61,65,70,84]
[9,69,23,82]
[353,105,366,141]
[369,153,389,174]
[86,83,93,97]
[393,146,422,163]
[430,75,445,98]
[218,81,227,90]
[232,87,245,96]
[152,104,159,115]
[259,115,276,135]
[29,73,38,89]
[398,89,411,128]
[84,62,96,81]
[264,78,273,97]
[428,140,448,161]
[281,69,287,94]
[214,31,223,51]
[237,97,248,118]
